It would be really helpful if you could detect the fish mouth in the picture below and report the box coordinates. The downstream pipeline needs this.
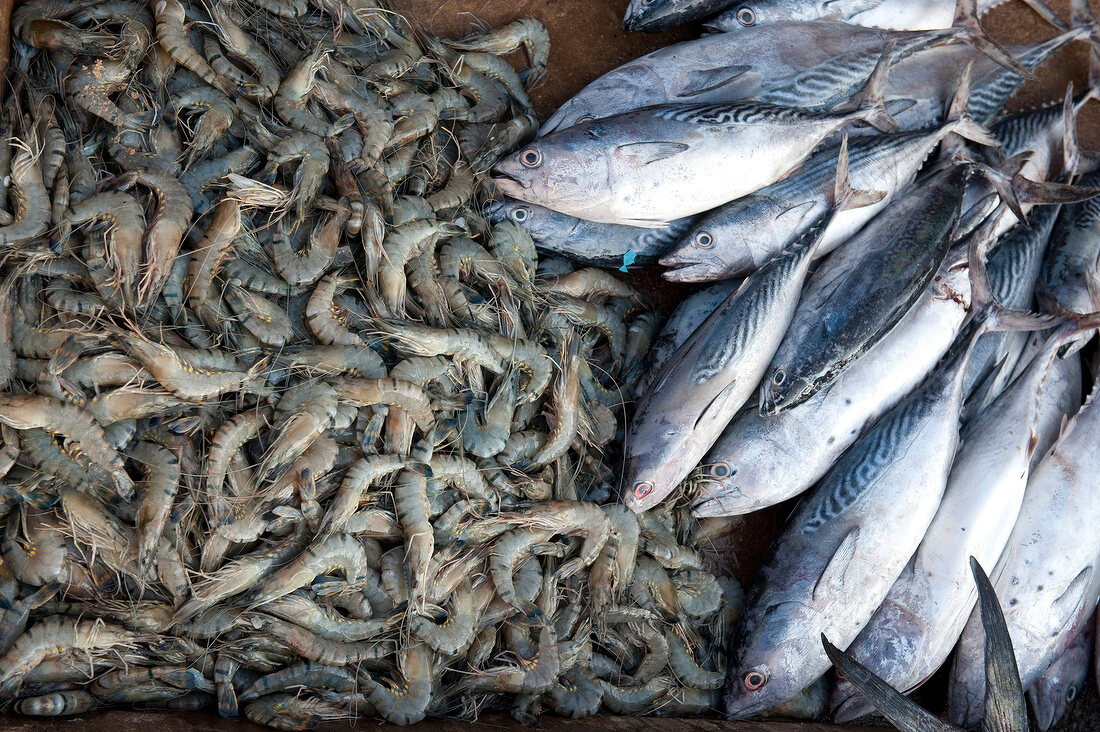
[660,260,719,283]
[483,200,506,223]
[832,693,875,725]
[490,170,531,191]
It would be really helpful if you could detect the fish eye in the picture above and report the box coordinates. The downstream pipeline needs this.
[772,369,786,386]
[521,149,543,168]
[633,481,654,499]
[736,6,757,25]
[1067,686,1078,702]
[744,671,767,691]
[511,207,529,223]
[711,461,732,478]
[695,231,714,249]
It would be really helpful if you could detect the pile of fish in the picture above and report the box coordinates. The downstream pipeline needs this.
[0,0,758,728]
[494,0,1100,727]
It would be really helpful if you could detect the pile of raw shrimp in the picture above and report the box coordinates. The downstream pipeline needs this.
[0,0,744,728]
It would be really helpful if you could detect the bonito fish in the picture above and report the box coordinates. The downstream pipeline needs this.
[496,60,896,228]
[759,163,969,413]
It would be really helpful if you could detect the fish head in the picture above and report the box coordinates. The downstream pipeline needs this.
[661,195,813,282]
[725,601,827,719]
[620,420,695,513]
[493,130,612,220]
[759,367,815,415]
[689,459,756,516]
[1026,645,1090,731]
[485,197,565,243]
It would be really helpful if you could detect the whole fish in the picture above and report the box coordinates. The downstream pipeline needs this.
[948,356,1100,728]
[706,0,1065,34]
[660,76,991,281]
[496,64,895,227]
[634,279,742,398]
[1039,170,1100,315]
[623,0,740,32]
[829,321,1086,724]
[692,236,974,517]
[539,23,953,135]
[759,163,969,414]
[485,198,698,267]
[1027,611,1093,731]
[824,558,1029,732]
[622,146,878,512]
[725,321,983,719]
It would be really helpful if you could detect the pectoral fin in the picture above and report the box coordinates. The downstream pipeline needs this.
[617,141,691,166]
[813,527,860,602]
[680,65,751,96]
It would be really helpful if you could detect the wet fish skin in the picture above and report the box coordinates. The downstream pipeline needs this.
[1039,171,1100,316]
[485,198,696,267]
[1027,612,1093,731]
[830,323,1080,723]
[622,199,841,513]
[661,118,984,281]
[623,0,739,32]
[693,244,972,517]
[948,363,1100,728]
[634,280,742,399]
[496,101,890,228]
[539,24,949,135]
[725,334,972,719]
[760,164,967,414]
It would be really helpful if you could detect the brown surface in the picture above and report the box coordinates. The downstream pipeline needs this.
[0,0,1097,729]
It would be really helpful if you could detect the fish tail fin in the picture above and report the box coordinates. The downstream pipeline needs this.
[841,43,901,133]
[821,634,959,732]
[1070,0,1099,40]
[954,0,1035,78]
[832,136,886,212]
[944,62,998,147]
[970,557,1031,732]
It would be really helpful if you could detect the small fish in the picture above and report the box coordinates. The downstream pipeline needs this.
[485,198,697,267]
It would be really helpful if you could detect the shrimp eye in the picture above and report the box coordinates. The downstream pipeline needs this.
[736,6,757,25]
[512,207,529,223]
[772,369,786,386]
[1067,685,1078,702]
[521,149,543,168]
[695,230,715,249]
[633,481,654,499]
[744,671,767,691]
[711,462,732,478]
